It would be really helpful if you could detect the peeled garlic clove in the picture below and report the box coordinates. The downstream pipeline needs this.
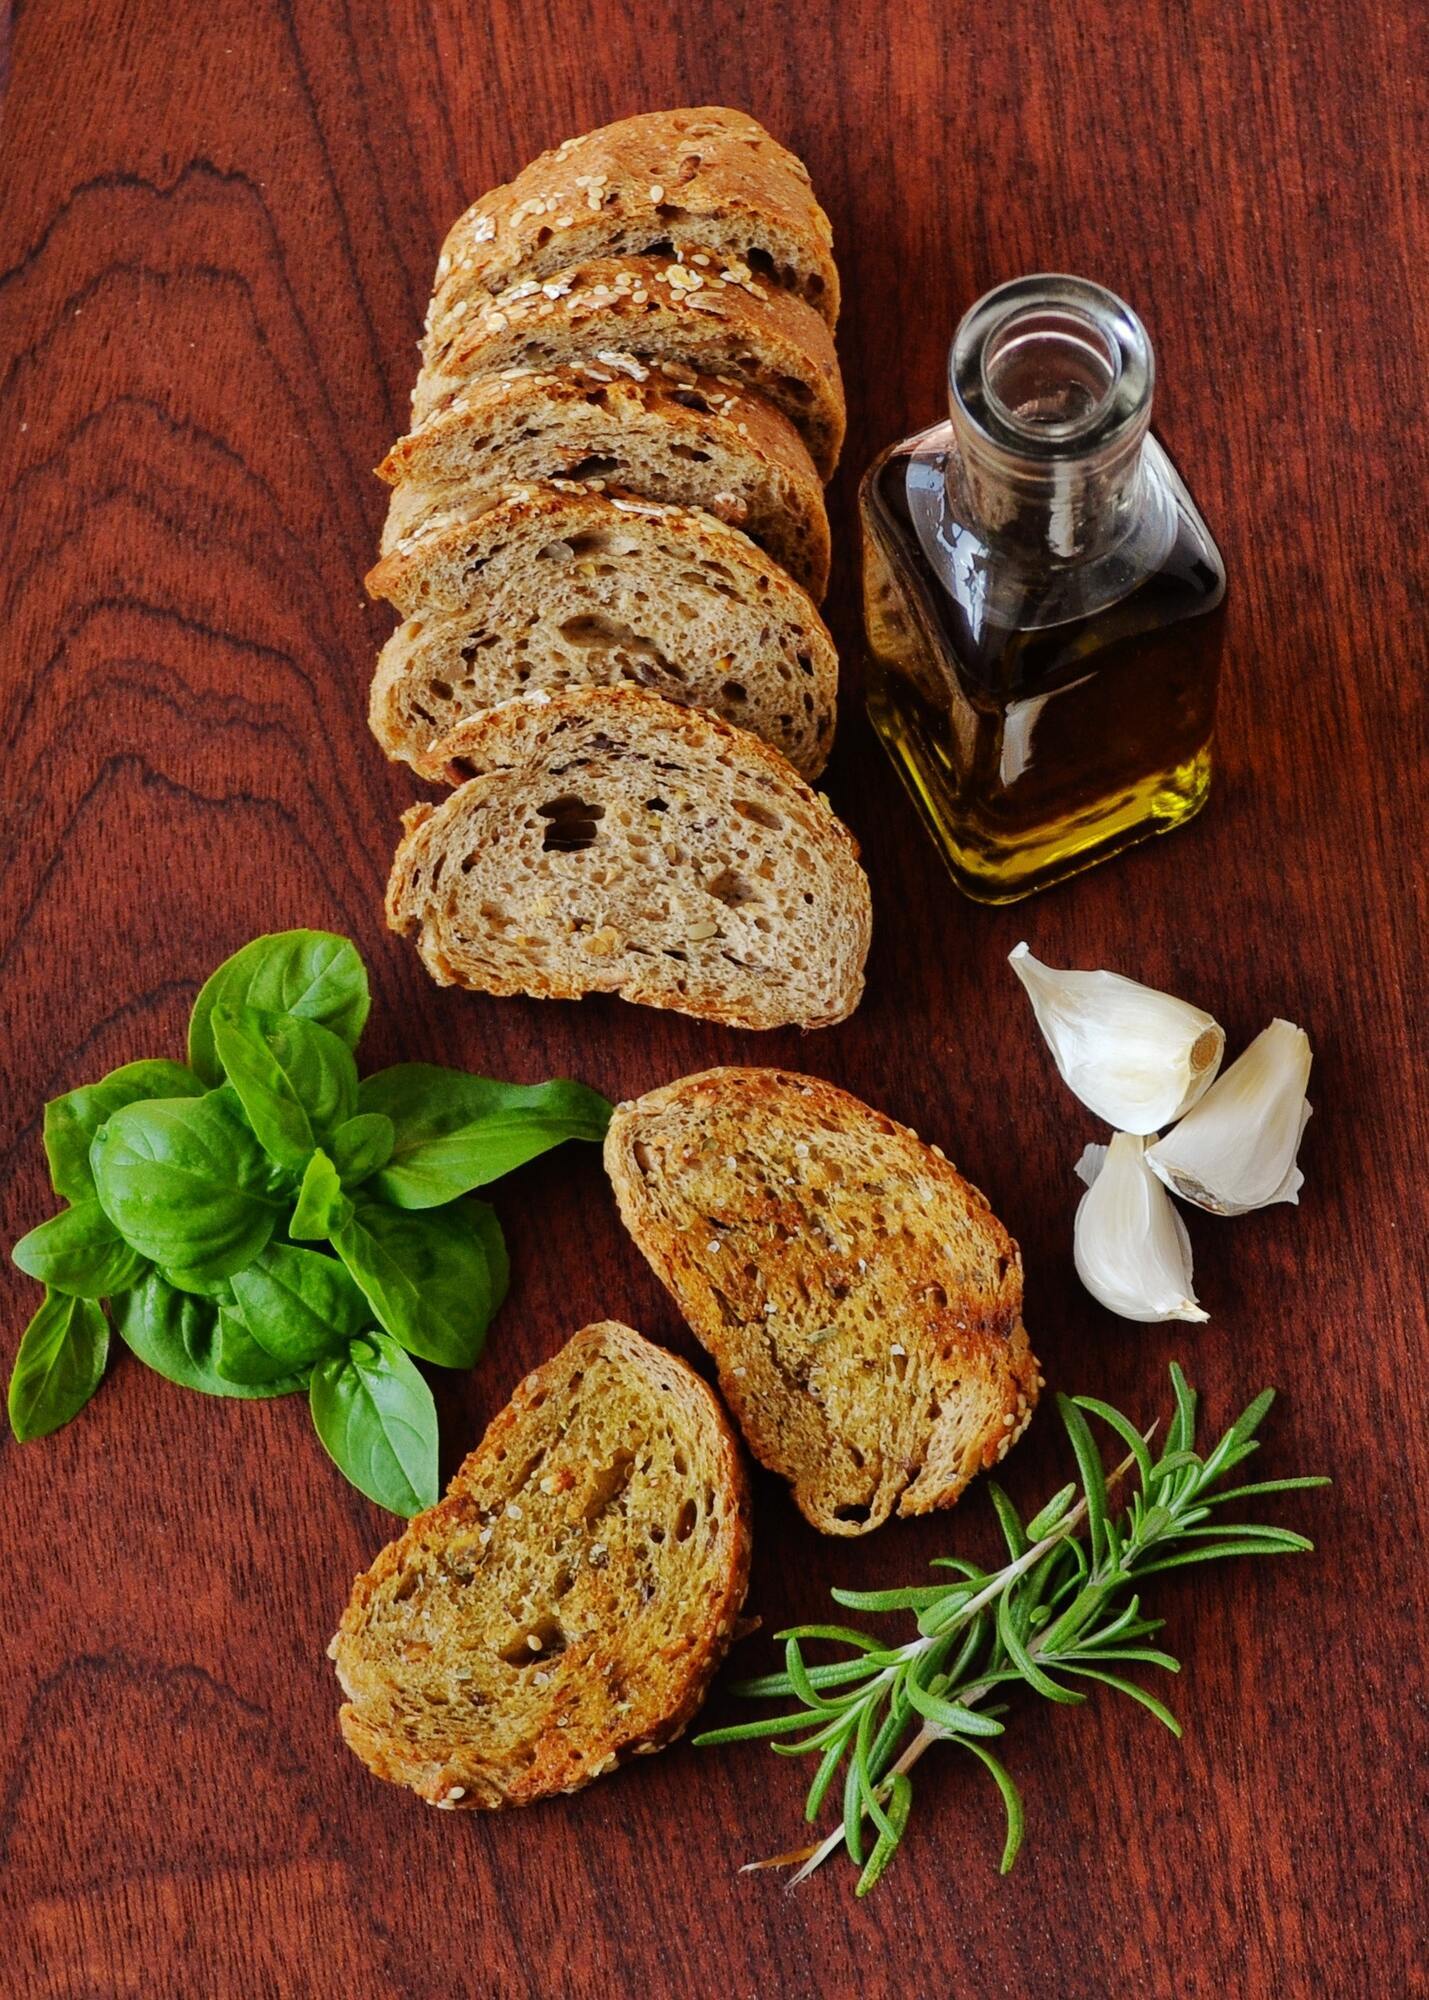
[1146,1020,1312,1215]
[1074,1131,1209,1324]
[1074,1142,1107,1189]
[1009,943,1225,1135]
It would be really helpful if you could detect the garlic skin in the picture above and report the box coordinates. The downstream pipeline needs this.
[1074,1132,1209,1324]
[1146,1020,1313,1215]
[1009,943,1225,1135]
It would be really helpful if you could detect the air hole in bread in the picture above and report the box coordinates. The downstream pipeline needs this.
[582,1449,634,1522]
[776,375,814,406]
[668,443,712,463]
[564,453,622,480]
[499,1615,567,1666]
[645,797,668,812]
[833,1503,873,1526]
[539,794,605,853]
[706,867,760,908]
[674,1498,698,1541]
[746,247,776,280]
[721,681,748,705]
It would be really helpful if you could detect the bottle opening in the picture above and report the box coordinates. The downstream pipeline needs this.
[951,275,1153,466]
[981,305,1121,442]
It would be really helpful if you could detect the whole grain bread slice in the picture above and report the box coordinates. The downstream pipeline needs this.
[410,254,845,480]
[385,686,871,1031]
[378,365,830,599]
[330,1321,751,1809]
[368,489,839,781]
[424,106,838,381]
[605,1069,1041,1535]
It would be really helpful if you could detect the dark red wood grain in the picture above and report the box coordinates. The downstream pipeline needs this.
[2,2,1426,1994]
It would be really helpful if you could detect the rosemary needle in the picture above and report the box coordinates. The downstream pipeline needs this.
[695,1364,1328,1896]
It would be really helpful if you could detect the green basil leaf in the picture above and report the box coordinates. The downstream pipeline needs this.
[309,1333,439,1516]
[211,1005,359,1171]
[12,1198,150,1298]
[289,1149,353,1239]
[188,930,370,1087]
[43,1060,202,1202]
[329,1112,395,1187]
[228,1242,368,1368]
[214,1307,313,1387]
[357,1066,612,1209]
[91,1088,281,1282]
[331,1199,497,1368]
[115,1273,304,1398]
[8,1290,109,1440]
[469,1200,510,1318]
[158,1267,235,1299]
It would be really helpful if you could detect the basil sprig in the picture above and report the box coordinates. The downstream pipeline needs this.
[7,929,612,1513]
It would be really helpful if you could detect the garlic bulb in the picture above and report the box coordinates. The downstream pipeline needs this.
[1146,1020,1312,1215]
[1009,943,1225,1135]
[1074,1132,1209,1324]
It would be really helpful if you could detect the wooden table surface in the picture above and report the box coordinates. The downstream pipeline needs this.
[2,1,1425,1994]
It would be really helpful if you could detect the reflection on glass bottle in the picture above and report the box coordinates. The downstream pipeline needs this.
[861,275,1226,903]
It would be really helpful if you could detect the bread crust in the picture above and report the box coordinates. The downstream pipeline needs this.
[377,365,830,599]
[330,1321,752,1809]
[366,488,840,781]
[605,1069,1041,1534]
[410,254,845,480]
[385,685,871,1031]
[425,106,838,365]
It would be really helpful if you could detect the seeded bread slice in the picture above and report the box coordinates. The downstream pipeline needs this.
[330,1321,752,1809]
[605,1069,1041,1535]
[424,106,838,384]
[385,686,871,1031]
[410,255,845,480]
[368,490,839,781]
[378,366,830,599]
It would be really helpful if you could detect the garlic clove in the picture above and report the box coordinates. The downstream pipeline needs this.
[1074,1131,1209,1324]
[1146,1020,1313,1215]
[1009,943,1225,1135]
[1074,1142,1107,1189]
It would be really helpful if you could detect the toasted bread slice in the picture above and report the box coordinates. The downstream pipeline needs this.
[385,686,871,1031]
[366,489,839,781]
[424,106,838,377]
[377,366,830,599]
[330,1321,751,1809]
[410,255,845,480]
[605,1069,1040,1535]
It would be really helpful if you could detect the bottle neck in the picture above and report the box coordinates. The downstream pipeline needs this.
[947,277,1155,566]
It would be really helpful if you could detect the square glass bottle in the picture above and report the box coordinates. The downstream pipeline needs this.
[860,276,1226,903]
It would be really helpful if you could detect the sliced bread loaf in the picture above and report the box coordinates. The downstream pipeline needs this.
[378,366,830,599]
[368,490,839,780]
[424,107,838,381]
[385,686,871,1030]
[605,1069,1041,1535]
[410,255,845,480]
[330,1320,751,1809]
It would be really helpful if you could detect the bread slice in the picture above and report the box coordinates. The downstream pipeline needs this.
[377,366,830,600]
[330,1321,751,1809]
[366,489,839,781]
[605,1069,1041,1535]
[385,686,871,1031]
[410,255,845,480]
[424,107,838,384]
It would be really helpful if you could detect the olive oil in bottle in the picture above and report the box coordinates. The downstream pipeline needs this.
[861,276,1226,902]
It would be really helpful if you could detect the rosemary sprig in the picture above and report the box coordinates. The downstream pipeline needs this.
[695,1365,1328,1895]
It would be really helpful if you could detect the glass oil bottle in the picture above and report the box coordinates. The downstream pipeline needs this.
[860,275,1226,902]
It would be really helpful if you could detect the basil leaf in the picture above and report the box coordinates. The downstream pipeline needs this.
[91,1087,281,1282]
[227,1242,367,1368]
[309,1334,439,1516]
[43,1060,202,1202]
[115,1273,304,1398]
[214,1308,313,1387]
[289,1149,352,1239]
[8,1290,109,1440]
[12,1198,149,1298]
[211,1005,359,1171]
[331,1199,498,1368]
[329,1112,395,1186]
[188,931,370,1086]
[358,1066,612,1209]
